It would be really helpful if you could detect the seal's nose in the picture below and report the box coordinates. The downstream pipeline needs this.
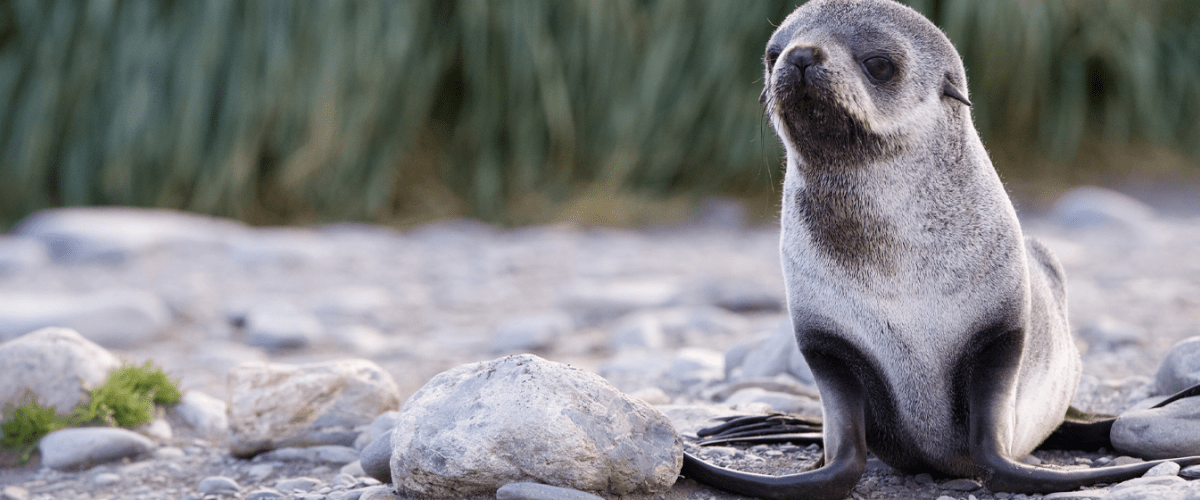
[786,46,821,74]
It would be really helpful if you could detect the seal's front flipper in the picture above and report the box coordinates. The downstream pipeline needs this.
[970,338,1200,493]
[681,351,866,500]
[694,414,824,447]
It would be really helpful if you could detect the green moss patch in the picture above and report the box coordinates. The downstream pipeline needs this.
[0,361,182,463]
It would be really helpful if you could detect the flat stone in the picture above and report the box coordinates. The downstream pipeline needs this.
[360,429,394,484]
[1180,465,1200,478]
[242,303,323,350]
[14,207,247,263]
[198,476,240,494]
[259,445,359,464]
[1111,475,1187,491]
[735,320,813,384]
[1079,316,1145,351]
[357,486,400,500]
[491,312,573,353]
[1145,461,1182,477]
[93,473,121,486]
[668,347,724,383]
[245,489,285,500]
[1155,336,1200,395]
[1113,397,1200,459]
[1050,185,1156,230]
[1,486,30,500]
[389,354,682,497]
[941,478,982,491]
[723,387,822,417]
[274,477,323,493]
[354,411,400,451]
[609,314,666,350]
[0,289,170,347]
[0,236,48,274]
[1044,490,1107,499]
[38,427,155,471]
[559,281,681,325]
[170,390,229,439]
[0,327,121,415]
[340,460,366,478]
[695,277,783,312]
[496,482,606,500]
[226,359,401,457]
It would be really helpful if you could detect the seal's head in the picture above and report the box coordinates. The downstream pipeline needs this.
[763,0,972,168]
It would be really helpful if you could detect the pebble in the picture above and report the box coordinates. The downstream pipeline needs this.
[941,478,982,491]
[171,390,230,439]
[38,427,156,471]
[1143,461,1181,477]
[491,312,573,353]
[245,490,285,500]
[496,482,606,500]
[93,473,121,486]
[274,477,323,493]
[198,476,241,494]
[1050,185,1156,230]
[1180,465,1200,478]
[0,486,29,500]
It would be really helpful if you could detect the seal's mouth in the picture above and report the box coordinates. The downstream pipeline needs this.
[768,61,889,167]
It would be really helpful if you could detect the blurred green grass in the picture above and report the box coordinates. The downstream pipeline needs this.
[1,0,1197,228]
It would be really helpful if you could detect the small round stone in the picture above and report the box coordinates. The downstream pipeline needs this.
[198,476,240,495]
[1180,465,1200,479]
[93,473,121,486]
[497,482,606,500]
[245,490,285,500]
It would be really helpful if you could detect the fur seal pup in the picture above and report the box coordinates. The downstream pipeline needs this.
[680,0,1200,498]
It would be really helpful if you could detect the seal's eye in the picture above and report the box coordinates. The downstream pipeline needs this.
[863,56,895,82]
[766,47,782,71]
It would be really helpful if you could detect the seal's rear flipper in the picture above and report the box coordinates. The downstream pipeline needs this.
[693,414,824,447]
[1038,407,1116,451]
[1038,383,1200,452]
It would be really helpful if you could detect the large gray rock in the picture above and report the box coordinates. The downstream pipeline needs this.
[1155,336,1200,396]
[0,289,171,347]
[226,359,401,457]
[39,427,155,471]
[14,207,246,263]
[1112,397,1200,460]
[388,354,682,497]
[0,327,121,416]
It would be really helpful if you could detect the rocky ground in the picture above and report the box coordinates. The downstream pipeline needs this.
[0,185,1199,500]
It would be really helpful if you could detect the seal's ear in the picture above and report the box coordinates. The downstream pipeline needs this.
[943,75,971,107]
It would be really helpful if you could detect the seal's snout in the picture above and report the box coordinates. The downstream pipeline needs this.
[785,46,821,75]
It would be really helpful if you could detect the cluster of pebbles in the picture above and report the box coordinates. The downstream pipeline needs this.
[0,185,1199,500]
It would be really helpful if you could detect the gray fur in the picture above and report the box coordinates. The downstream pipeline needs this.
[766,0,1077,475]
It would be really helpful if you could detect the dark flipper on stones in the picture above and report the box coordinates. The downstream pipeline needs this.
[693,414,824,447]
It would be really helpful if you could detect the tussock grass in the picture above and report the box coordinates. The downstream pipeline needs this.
[0,0,1196,228]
